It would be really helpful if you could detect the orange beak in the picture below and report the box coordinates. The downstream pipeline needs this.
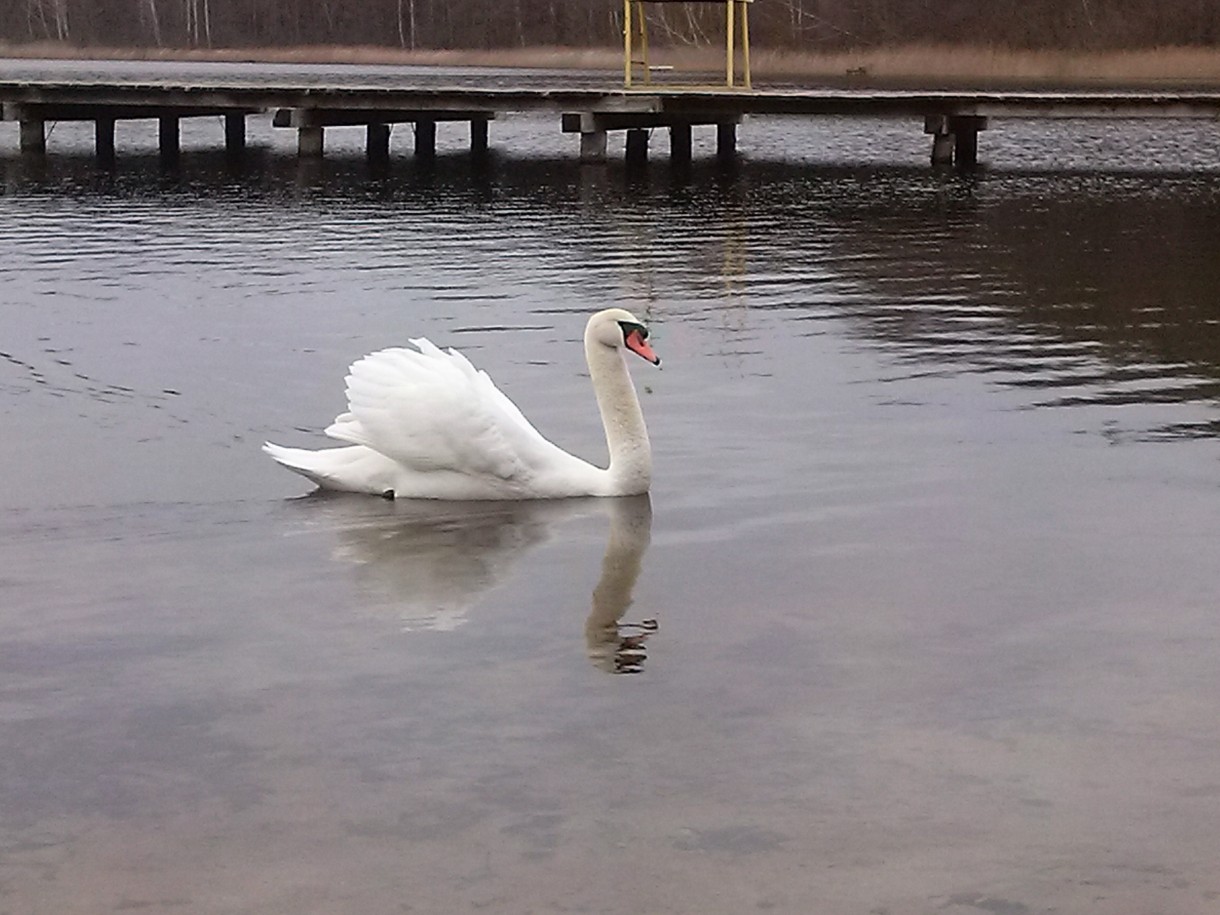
[624,329,661,366]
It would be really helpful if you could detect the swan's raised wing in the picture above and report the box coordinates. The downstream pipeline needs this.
[324,339,578,485]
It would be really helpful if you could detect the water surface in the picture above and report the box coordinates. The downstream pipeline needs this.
[2,82,1220,914]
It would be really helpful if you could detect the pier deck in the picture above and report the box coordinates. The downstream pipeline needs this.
[3,72,1220,166]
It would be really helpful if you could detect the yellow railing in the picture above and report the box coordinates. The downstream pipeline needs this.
[623,0,753,89]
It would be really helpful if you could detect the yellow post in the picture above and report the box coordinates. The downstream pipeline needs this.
[637,3,650,85]
[624,1,652,88]
[624,0,633,87]
[626,0,751,90]
[725,0,735,88]
[739,1,751,89]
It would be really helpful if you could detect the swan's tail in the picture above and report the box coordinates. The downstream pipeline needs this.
[262,441,396,495]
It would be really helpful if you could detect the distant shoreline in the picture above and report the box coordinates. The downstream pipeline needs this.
[5,42,1220,89]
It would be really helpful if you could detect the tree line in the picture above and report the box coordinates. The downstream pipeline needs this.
[8,0,1220,52]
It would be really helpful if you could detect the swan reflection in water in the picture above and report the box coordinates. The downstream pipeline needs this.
[584,496,657,674]
[295,494,656,672]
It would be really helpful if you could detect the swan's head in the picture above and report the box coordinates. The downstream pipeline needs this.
[587,308,661,366]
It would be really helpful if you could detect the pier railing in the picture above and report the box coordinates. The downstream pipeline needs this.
[623,0,753,89]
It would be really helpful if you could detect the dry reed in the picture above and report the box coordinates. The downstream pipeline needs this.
[5,41,1220,88]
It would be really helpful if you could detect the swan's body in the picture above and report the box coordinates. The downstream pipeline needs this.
[263,308,660,500]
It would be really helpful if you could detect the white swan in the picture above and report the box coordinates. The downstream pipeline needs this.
[263,308,660,499]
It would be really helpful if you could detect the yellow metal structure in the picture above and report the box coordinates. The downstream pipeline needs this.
[623,0,753,89]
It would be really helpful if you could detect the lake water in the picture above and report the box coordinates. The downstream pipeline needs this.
[2,63,1220,915]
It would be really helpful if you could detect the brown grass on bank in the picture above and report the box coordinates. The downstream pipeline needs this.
[0,41,625,70]
[5,41,1220,88]
[753,45,1220,87]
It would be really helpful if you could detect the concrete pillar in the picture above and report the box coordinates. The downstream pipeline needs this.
[625,128,649,165]
[298,126,324,158]
[225,113,246,156]
[579,130,608,164]
[158,116,180,162]
[19,119,46,154]
[470,118,489,157]
[414,120,436,159]
[716,122,737,161]
[950,116,987,167]
[925,114,987,166]
[924,115,953,164]
[367,122,391,163]
[670,123,692,166]
[95,118,116,164]
[930,131,954,165]
[954,129,978,166]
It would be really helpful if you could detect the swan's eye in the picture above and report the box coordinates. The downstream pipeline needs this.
[619,321,648,341]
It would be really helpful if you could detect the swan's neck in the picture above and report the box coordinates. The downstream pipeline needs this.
[585,335,652,495]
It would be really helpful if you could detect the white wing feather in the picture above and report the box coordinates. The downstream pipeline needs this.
[323,339,575,486]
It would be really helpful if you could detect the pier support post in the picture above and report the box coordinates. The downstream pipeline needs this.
[158,116,180,163]
[19,119,46,155]
[580,129,608,164]
[563,112,609,165]
[470,118,489,157]
[298,126,324,158]
[930,132,954,165]
[716,122,737,162]
[625,128,649,165]
[951,116,987,166]
[224,113,246,156]
[954,129,978,166]
[414,120,436,159]
[367,122,391,163]
[670,123,692,166]
[925,115,988,166]
[925,116,954,165]
[95,117,116,164]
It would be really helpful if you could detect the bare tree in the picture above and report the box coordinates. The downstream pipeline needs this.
[141,0,163,46]
[3,0,1220,54]
[396,0,417,49]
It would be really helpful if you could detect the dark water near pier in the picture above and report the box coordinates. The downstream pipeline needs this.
[2,65,1220,914]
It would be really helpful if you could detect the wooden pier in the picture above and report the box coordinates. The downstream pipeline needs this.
[3,74,1220,167]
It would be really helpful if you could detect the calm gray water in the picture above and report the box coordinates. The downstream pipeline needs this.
[2,66,1220,914]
